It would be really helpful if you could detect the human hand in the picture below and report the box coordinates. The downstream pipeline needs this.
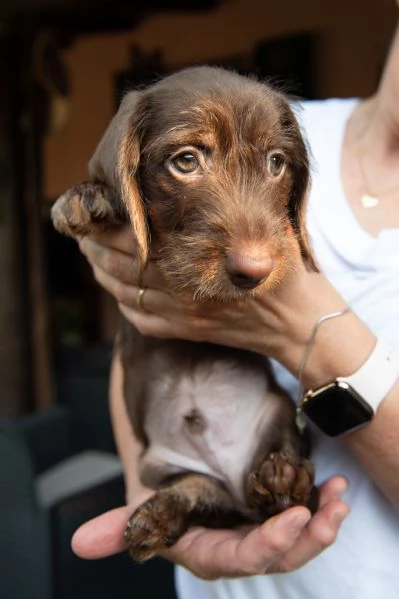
[78,227,318,353]
[78,227,371,387]
[78,227,279,347]
[71,476,349,579]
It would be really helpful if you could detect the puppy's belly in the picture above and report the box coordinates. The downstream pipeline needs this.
[140,357,284,507]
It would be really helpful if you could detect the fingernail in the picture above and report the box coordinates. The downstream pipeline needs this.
[335,477,349,497]
[333,508,350,527]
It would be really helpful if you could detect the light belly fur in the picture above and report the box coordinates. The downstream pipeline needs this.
[140,358,284,507]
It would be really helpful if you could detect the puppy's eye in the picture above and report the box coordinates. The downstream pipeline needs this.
[171,152,199,174]
[267,152,285,177]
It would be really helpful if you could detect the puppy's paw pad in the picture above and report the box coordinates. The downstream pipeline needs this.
[124,493,188,562]
[247,453,315,517]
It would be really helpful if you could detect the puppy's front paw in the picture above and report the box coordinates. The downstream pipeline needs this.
[247,453,316,519]
[124,492,189,562]
[51,181,125,237]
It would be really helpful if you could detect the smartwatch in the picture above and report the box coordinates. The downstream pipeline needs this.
[301,340,399,437]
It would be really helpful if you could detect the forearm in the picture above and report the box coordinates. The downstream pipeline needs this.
[109,351,152,503]
[303,314,399,504]
[256,273,399,504]
[343,386,399,504]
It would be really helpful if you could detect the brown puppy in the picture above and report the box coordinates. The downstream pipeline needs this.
[51,66,317,562]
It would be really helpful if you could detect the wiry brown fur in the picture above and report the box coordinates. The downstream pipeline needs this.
[112,68,316,298]
[51,66,318,563]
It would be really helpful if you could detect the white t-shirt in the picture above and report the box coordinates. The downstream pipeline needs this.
[175,98,399,599]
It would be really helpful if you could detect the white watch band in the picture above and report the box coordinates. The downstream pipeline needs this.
[337,339,399,413]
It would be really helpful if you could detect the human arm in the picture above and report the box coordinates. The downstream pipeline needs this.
[78,229,399,506]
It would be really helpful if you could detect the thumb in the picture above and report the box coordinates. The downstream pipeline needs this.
[72,487,154,560]
[71,504,133,559]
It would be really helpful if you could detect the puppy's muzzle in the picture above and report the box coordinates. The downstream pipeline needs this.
[225,248,274,290]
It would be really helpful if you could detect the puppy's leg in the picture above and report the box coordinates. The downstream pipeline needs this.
[125,473,242,562]
[51,181,128,237]
[246,445,317,519]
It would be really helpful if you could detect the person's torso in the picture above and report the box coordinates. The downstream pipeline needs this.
[176,98,399,599]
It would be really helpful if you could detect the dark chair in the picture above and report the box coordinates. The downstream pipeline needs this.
[0,368,177,599]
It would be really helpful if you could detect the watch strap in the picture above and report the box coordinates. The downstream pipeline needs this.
[337,339,399,413]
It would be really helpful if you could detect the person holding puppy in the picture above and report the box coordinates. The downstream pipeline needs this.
[72,6,399,599]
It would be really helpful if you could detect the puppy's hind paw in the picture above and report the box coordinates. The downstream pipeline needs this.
[124,492,189,562]
[247,452,316,519]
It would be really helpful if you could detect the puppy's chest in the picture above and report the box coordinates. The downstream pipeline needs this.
[140,352,283,501]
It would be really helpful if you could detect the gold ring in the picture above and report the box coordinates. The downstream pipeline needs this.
[136,287,146,310]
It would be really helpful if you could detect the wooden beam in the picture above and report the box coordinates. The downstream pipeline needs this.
[0,32,30,416]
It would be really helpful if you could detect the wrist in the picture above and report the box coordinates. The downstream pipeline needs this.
[280,275,399,438]
[300,337,399,437]
[259,271,376,387]
[299,310,376,389]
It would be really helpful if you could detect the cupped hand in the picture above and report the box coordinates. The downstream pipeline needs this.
[72,476,349,579]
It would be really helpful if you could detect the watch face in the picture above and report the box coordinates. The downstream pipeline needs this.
[302,381,374,437]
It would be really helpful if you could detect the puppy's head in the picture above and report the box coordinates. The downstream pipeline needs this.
[94,66,316,301]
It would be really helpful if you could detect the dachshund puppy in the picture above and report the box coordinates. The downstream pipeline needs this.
[51,66,317,562]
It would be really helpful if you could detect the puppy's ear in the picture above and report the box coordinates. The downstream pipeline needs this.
[286,131,318,272]
[88,91,149,266]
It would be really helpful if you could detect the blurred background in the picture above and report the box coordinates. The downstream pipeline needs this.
[0,0,396,597]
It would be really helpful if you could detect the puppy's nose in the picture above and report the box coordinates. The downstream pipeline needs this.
[225,251,274,289]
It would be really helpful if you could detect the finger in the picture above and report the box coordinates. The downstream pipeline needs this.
[118,295,217,342]
[79,234,169,290]
[71,491,154,560]
[317,475,348,507]
[118,280,222,323]
[71,505,132,559]
[119,303,183,339]
[165,507,312,579]
[235,508,312,576]
[87,225,137,254]
[80,237,139,285]
[272,500,349,572]
[272,479,350,572]
[91,265,177,319]
[140,260,169,290]
[92,266,141,306]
